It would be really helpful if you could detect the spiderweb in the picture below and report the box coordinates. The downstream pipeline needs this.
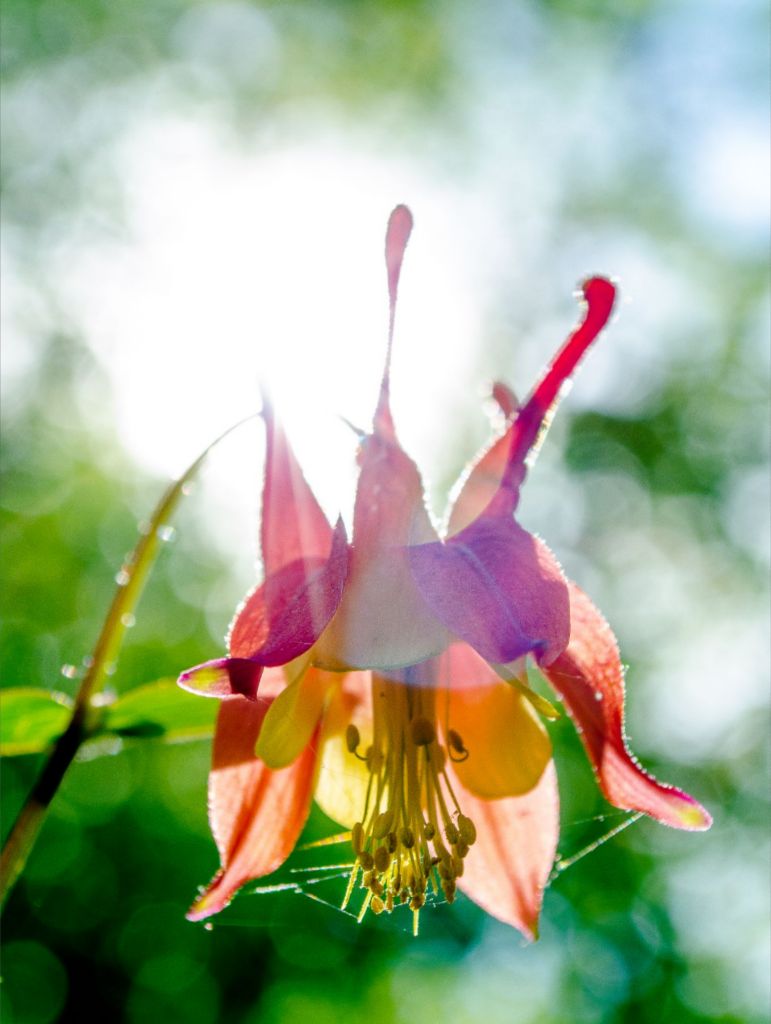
[202,809,644,934]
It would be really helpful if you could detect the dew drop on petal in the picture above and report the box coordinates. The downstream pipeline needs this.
[594,691,604,701]
[115,568,131,586]
[156,525,176,543]
[120,613,136,629]
[203,923,213,932]
[61,664,79,679]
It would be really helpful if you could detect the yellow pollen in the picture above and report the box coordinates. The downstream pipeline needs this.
[410,717,436,746]
[343,679,478,932]
[346,724,361,753]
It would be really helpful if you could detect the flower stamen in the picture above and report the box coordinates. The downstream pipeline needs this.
[344,678,477,932]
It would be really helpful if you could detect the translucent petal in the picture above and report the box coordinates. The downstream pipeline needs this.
[187,696,317,921]
[541,581,712,831]
[440,644,552,798]
[313,674,372,829]
[255,666,338,769]
[451,759,559,940]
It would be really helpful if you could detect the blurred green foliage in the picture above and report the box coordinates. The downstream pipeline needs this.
[2,1,768,1022]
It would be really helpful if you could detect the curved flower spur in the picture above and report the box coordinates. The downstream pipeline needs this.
[179,206,710,938]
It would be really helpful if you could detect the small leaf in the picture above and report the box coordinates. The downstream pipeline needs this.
[0,688,74,756]
[103,679,217,743]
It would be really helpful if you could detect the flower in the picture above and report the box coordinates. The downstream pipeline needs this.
[179,206,711,938]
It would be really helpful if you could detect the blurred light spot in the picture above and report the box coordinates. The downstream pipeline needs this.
[0,941,68,1024]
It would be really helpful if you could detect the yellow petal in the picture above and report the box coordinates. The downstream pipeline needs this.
[313,676,372,829]
[255,666,336,769]
[445,681,552,799]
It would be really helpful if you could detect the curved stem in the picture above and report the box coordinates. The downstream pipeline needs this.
[0,415,257,908]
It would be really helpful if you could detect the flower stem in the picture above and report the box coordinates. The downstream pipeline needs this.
[0,415,256,908]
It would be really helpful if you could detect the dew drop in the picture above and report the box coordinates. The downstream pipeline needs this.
[203,922,213,932]
[120,613,136,629]
[82,655,95,669]
[157,525,176,543]
[594,691,604,701]
[104,662,117,677]
[115,568,130,586]
[182,482,195,497]
[61,664,79,679]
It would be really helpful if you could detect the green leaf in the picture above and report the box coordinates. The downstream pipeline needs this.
[102,679,217,742]
[0,688,74,756]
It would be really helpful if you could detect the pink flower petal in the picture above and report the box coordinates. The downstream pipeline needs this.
[409,508,570,666]
[187,696,317,921]
[541,582,712,831]
[374,204,413,438]
[229,519,349,665]
[178,657,264,700]
[314,434,449,670]
[450,759,559,940]
[261,398,335,574]
[447,277,617,533]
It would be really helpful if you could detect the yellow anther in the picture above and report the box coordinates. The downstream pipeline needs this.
[371,895,385,915]
[374,846,391,872]
[399,826,415,848]
[458,814,477,845]
[351,822,364,854]
[345,724,361,753]
[369,878,384,896]
[455,839,469,859]
[438,861,453,881]
[386,831,398,854]
[358,851,374,871]
[410,717,436,746]
[447,729,469,762]
[373,810,394,838]
[451,856,464,877]
[366,746,383,772]
[385,892,394,913]
[445,822,459,845]
[423,823,435,841]
[410,893,426,911]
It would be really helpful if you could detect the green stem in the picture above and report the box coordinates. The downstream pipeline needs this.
[0,416,256,908]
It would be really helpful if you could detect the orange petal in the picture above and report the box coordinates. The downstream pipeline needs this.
[440,645,551,799]
[541,582,712,831]
[187,696,317,921]
[451,759,559,940]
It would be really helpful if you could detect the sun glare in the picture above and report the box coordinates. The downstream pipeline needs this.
[50,120,481,542]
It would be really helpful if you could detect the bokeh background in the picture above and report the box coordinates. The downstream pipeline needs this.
[1,0,769,1021]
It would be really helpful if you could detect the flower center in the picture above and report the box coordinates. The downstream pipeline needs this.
[342,677,476,935]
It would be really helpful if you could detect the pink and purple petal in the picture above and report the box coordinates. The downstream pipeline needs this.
[409,507,570,667]
[178,657,265,700]
[187,696,318,921]
[229,518,349,664]
[541,582,712,831]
